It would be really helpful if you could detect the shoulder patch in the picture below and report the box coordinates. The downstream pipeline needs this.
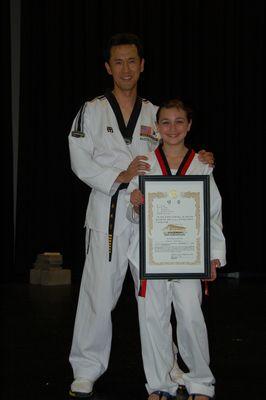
[71,131,85,138]
[74,103,87,132]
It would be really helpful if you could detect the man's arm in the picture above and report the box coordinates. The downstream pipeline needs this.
[69,104,124,196]
[116,156,150,183]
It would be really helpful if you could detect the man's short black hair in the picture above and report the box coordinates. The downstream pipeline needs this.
[104,32,144,62]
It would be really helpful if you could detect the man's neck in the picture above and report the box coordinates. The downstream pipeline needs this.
[112,87,137,108]
[112,87,138,125]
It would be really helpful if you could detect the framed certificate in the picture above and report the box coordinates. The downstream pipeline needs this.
[139,175,211,279]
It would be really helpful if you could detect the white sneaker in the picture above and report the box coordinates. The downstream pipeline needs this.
[70,378,94,398]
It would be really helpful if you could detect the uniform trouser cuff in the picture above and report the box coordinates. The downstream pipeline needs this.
[72,367,98,384]
[186,382,215,398]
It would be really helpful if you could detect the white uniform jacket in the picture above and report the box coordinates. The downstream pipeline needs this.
[126,149,226,268]
[68,93,159,236]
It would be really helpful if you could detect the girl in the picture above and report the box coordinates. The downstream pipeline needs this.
[126,98,226,400]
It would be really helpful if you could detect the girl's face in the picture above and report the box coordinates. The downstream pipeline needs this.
[156,107,192,146]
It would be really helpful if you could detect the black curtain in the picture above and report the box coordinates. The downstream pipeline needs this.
[2,0,14,283]
[15,0,265,281]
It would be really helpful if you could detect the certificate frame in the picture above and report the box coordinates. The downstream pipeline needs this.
[139,175,211,279]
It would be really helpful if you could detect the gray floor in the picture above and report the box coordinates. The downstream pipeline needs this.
[1,270,265,399]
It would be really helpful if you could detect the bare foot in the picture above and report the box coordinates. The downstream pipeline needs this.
[148,393,170,400]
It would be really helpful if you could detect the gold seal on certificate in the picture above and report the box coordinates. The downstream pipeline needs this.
[139,176,211,279]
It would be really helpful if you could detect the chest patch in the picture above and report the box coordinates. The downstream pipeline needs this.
[140,125,158,142]
[106,126,114,133]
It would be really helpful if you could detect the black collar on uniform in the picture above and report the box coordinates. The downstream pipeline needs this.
[158,142,192,176]
[105,90,142,142]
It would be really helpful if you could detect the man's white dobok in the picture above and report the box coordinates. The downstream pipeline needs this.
[68,92,161,382]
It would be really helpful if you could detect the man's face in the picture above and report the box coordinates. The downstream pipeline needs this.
[105,44,144,92]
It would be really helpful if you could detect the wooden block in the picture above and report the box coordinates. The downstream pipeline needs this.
[30,269,42,284]
[36,252,63,265]
[40,269,71,286]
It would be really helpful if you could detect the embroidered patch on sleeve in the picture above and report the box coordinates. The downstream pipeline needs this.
[140,125,158,142]
[71,131,85,138]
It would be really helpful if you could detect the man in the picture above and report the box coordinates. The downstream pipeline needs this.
[68,33,213,399]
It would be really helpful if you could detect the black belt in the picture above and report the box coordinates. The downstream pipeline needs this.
[108,183,129,261]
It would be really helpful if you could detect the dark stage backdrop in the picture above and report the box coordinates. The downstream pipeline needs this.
[3,0,14,282]
[13,0,265,281]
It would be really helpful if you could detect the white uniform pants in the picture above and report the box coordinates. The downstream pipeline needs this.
[137,279,215,398]
[69,226,132,382]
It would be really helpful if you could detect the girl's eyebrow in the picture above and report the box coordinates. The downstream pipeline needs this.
[160,117,186,122]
